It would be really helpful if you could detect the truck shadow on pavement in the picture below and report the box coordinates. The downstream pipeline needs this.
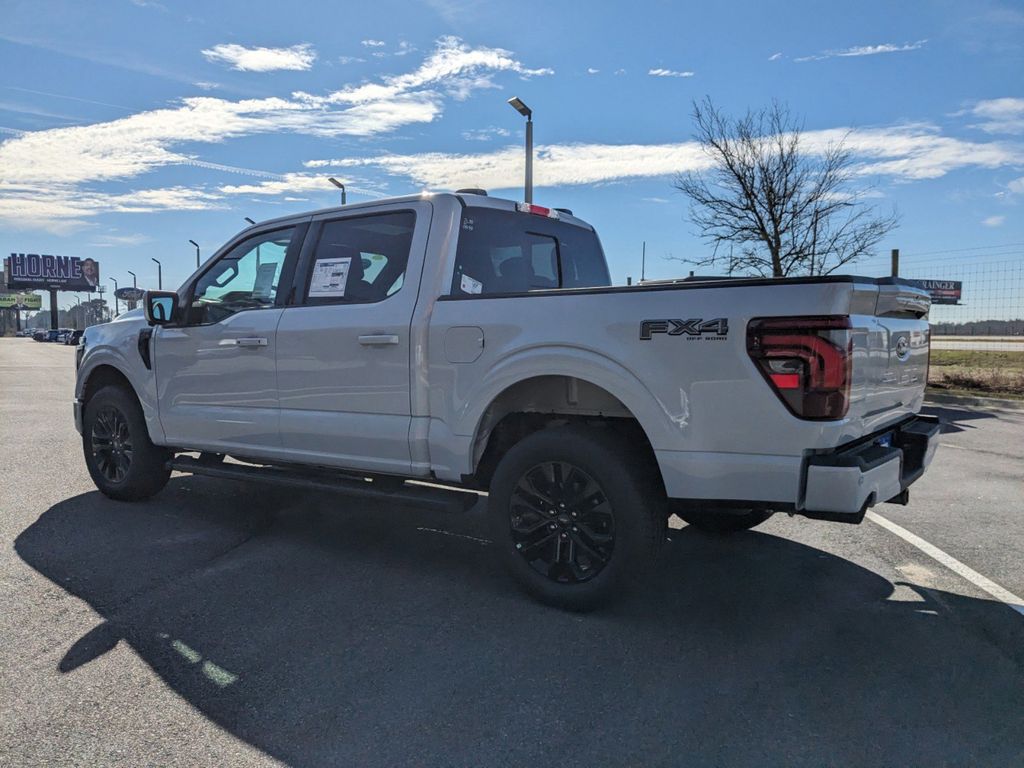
[16,477,1024,768]
[922,403,998,435]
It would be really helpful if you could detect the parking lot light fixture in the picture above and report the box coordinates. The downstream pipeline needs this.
[506,96,533,204]
[189,240,200,269]
[127,270,136,289]
[328,177,347,205]
[151,258,162,290]
[111,277,119,317]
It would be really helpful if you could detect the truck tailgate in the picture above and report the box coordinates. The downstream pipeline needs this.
[848,282,931,433]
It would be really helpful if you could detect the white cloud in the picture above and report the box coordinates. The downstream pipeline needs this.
[614,68,626,75]
[1009,176,1024,194]
[642,197,670,203]
[965,97,1024,135]
[587,67,600,74]
[217,173,387,200]
[461,126,510,141]
[90,232,152,247]
[796,40,926,62]
[982,215,1006,227]
[361,39,386,47]
[305,124,1024,191]
[201,43,317,72]
[193,81,220,91]
[0,37,552,232]
[768,52,782,61]
[337,55,366,64]
[648,68,695,78]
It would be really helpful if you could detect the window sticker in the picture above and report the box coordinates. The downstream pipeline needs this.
[252,262,278,299]
[460,273,483,294]
[309,257,351,298]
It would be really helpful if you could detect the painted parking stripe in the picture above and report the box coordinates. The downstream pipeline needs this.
[867,511,1024,617]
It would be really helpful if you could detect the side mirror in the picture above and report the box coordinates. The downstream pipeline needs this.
[144,291,179,326]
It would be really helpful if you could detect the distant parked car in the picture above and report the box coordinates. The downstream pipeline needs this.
[65,329,84,346]
[32,329,47,341]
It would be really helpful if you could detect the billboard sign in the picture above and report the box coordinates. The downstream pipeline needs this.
[114,287,146,302]
[4,253,100,292]
[0,292,42,310]
[906,279,962,306]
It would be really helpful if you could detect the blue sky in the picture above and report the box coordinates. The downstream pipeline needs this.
[1,0,1022,307]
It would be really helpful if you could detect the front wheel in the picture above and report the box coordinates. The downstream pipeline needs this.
[489,426,666,610]
[83,385,170,501]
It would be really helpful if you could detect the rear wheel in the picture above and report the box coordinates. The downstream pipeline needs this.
[677,507,773,534]
[83,385,170,501]
[489,426,665,610]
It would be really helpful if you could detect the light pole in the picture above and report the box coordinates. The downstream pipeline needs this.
[127,270,136,288]
[328,177,347,205]
[73,295,82,330]
[188,240,200,269]
[507,96,533,203]
[151,258,162,290]
[244,217,256,226]
[111,277,119,317]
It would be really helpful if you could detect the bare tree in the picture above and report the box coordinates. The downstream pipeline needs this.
[673,98,898,277]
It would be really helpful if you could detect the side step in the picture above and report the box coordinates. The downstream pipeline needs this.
[168,455,480,513]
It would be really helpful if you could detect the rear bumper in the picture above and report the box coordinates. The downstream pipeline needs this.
[802,414,940,520]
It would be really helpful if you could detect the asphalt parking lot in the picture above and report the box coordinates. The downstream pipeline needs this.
[1,338,1022,767]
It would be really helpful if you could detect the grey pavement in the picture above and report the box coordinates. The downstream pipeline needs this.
[1,338,1023,767]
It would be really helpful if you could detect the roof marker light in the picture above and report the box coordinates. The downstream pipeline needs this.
[516,202,559,219]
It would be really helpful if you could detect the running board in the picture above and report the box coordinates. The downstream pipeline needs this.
[168,455,479,513]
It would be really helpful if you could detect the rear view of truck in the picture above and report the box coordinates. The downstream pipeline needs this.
[743,280,937,521]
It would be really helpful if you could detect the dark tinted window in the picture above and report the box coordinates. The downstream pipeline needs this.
[304,211,416,305]
[452,208,610,296]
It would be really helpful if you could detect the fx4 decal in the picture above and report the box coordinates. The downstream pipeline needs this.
[640,318,729,340]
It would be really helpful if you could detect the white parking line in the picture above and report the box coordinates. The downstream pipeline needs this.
[866,511,1024,617]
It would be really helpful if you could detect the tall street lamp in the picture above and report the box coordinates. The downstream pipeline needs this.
[151,258,162,290]
[111,277,119,318]
[328,177,347,205]
[507,96,533,203]
[188,239,200,269]
[127,270,136,288]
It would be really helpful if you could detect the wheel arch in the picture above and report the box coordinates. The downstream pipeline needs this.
[466,370,667,493]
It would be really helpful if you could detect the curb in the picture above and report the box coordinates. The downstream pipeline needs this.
[924,392,1024,411]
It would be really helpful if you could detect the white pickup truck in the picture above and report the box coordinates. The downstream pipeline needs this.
[75,191,939,608]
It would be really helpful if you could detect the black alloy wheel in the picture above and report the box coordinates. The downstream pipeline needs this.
[509,461,616,584]
[90,405,134,483]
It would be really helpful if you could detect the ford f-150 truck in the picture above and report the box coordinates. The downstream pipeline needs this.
[74,191,939,608]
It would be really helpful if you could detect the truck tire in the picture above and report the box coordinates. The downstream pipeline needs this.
[677,507,773,534]
[83,384,170,501]
[488,425,666,610]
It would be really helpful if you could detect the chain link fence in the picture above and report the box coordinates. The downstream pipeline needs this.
[857,247,1024,337]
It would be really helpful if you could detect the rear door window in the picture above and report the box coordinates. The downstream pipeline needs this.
[452,208,610,296]
[302,211,416,305]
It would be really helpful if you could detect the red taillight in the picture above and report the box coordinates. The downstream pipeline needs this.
[747,315,852,420]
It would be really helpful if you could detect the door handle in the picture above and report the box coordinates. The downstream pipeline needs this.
[358,334,399,346]
[233,337,269,347]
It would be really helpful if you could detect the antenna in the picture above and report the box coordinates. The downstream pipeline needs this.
[641,241,646,282]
